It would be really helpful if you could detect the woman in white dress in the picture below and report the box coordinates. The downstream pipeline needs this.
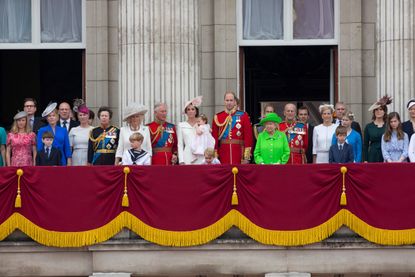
[177,96,204,164]
[115,103,152,165]
[69,105,94,165]
[313,104,337,163]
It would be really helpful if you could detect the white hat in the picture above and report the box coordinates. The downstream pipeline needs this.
[14,111,28,120]
[183,96,203,113]
[319,104,334,114]
[122,103,148,121]
[407,99,415,110]
[41,102,57,117]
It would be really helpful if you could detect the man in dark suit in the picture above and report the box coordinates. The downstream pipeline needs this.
[36,131,61,166]
[58,102,79,133]
[23,98,45,133]
[334,102,362,137]
[329,126,354,164]
[298,106,314,164]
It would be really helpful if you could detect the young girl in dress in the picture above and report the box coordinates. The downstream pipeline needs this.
[381,112,409,162]
[191,114,215,162]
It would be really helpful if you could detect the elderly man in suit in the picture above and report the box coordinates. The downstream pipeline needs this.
[58,102,80,133]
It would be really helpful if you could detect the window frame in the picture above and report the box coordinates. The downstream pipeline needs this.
[0,0,86,49]
[237,0,340,46]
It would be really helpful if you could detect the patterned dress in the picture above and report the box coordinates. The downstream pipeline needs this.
[6,132,36,166]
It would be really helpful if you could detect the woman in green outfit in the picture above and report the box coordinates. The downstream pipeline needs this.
[363,96,391,162]
[254,113,290,165]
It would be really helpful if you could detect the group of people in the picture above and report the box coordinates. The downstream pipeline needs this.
[1,93,415,167]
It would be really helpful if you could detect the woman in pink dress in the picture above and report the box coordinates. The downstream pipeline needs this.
[6,111,37,166]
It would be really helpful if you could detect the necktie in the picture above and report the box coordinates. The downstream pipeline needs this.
[46,147,50,158]
[339,145,343,151]
[30,118,34,127]
[63,120,68,130]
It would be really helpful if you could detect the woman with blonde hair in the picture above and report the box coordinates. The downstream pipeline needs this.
[312,104,336,163]
[6,111,37,166]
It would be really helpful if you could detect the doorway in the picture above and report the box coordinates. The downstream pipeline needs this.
[0,50,84,128]
[244,46,335,125]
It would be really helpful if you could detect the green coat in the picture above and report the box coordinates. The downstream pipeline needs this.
[254,130,290,164]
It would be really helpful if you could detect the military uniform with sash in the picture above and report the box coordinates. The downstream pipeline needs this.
[88,125,120,165]
[147,121,178,165]
[279,121,308,164]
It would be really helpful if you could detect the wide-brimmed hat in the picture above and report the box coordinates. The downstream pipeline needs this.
[123,103,148,121]
[407,99,415,110]
[368,95,392,112]
[14,111,28,120]
[183,96,203,113]
[259,112,282,126]
[41,102,57,117]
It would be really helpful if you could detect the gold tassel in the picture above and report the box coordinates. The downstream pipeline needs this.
[122,167,130,207]
[231,167,239,206]
[340,166,347,206]
[15,169,24,208]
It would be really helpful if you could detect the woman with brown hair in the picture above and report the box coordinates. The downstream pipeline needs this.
[363,96,391,162]
[381,112,408,162]
[6,111,37,166]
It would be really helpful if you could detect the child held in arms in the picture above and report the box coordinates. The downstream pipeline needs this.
[121,132,151,165]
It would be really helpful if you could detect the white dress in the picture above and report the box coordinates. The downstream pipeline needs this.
[312,124,337,163]
[191,124,215,156]
[69,126,94,166]
[116,125,152,161]
[177,121,204,164]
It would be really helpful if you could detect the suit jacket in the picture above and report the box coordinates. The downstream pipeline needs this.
[329,142,354,164]
[32,117,46,134]
[36,147,61,166]
[58,119,80,133]
[306,123,314,163]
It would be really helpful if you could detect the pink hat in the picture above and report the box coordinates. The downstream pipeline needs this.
[78,104,89,114]
[183,96,203,113]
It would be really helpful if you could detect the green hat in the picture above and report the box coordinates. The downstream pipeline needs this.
[259,112,282,126]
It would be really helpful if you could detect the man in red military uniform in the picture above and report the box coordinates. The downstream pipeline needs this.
[279,103,308,164]
[147,103,178,165]
[212,91,253,164]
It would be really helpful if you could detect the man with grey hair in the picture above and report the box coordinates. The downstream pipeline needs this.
[147,102,178,165]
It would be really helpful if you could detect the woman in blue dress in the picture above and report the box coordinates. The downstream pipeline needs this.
[332,112,362,162]
[381,112,409,163]
[37,103,72,165]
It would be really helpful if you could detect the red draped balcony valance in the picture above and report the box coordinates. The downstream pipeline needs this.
[0,164,414,247]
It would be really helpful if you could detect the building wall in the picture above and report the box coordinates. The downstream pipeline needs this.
[86,0,379,127]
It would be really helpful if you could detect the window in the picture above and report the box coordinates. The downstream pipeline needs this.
[238,0,338,45]
[0,0,85,48]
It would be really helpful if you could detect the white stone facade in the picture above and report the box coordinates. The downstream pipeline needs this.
[84,0,414,127]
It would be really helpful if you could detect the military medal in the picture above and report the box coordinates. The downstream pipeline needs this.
[236,131,241,136]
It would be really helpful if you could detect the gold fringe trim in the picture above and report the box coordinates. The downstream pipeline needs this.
[234,210,344,246]
[343,209,415,245]
[2,210,415,247]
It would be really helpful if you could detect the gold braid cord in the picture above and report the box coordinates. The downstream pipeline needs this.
[150,125,163,145]
[214,114,232,140]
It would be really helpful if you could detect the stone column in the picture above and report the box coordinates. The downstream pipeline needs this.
[377,0,415,119]
[119,0,199,124]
